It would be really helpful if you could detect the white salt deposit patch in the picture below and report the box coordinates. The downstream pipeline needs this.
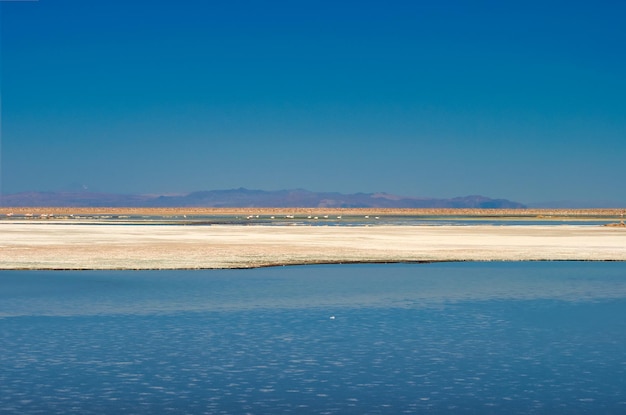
[0,223,625,269]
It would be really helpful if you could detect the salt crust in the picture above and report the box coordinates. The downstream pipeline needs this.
[1,223,625,269]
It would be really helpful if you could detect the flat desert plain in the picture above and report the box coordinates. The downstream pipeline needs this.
[1,207,625,217]
[1,208,625,269]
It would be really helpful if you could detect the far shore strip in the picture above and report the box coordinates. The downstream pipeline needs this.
[1,207,625,217]
[1,222,625,269]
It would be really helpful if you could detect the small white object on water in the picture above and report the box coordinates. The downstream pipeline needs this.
[330,315,336,320]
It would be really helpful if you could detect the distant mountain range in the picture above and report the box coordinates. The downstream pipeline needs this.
[0,188,526,209]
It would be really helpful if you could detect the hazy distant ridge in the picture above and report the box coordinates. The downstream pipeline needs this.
[0,189,526,209]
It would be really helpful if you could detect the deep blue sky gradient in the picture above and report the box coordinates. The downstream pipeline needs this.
[1,0,625,205]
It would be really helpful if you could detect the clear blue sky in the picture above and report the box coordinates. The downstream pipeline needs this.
[1,0,625,205]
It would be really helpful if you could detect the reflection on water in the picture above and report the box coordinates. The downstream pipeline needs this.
[2,263,626,414]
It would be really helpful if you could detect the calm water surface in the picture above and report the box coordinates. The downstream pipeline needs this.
[2,262,626,414]
[1,214,619,227]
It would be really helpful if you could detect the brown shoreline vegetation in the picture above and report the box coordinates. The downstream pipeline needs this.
[1,207,625,218]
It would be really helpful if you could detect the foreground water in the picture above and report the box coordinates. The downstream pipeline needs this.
[1,262,626,414]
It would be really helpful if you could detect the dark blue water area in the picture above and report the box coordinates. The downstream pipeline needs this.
[2,262,626,414]
[3,215,617,227]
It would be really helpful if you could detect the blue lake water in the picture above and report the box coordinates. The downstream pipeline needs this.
[1,213,620,227]
[2,262,626,414]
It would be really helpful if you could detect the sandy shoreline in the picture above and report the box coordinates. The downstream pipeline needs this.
[1,222,625,270]
[1,207,625,218]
